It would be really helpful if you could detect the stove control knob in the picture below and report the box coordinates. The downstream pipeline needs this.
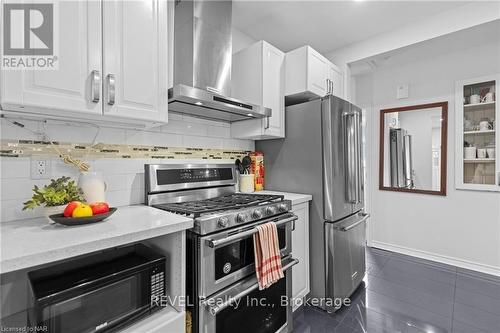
[278,204,288,212]
[217,217,229,228]
[236,213,248,223]
[266,206,277,215]
[252,209,263,220]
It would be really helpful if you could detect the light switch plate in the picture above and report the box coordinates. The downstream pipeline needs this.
[397,84,409,99]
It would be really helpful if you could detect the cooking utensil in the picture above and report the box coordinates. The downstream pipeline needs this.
[235,159,244,174]
[242,156,252,174]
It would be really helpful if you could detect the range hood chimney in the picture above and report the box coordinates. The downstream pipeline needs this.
[169,0,271,122]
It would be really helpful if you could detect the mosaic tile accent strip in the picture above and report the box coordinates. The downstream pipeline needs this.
[0,140,252,160]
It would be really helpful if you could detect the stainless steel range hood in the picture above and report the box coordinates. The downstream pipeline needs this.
[169,0,271,122]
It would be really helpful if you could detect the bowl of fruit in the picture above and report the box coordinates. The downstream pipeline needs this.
[49,201,116,226]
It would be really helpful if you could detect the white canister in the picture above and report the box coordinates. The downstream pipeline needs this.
[239,174,255,193]
[78,171,107,203]
[464,146,476,159]
[486,148,495,159]
[477,148,487,159]
[470,94,481,104]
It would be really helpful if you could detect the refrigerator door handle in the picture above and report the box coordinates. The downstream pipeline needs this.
[343,112,357,203]
[354,111,363,204]
[333,213,370,232]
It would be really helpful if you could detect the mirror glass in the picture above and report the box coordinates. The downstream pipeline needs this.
[380,102,448,195]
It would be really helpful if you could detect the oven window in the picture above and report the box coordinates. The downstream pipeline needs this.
[48,275,147,333]
[216,275,287,333]
[215,227,286,280]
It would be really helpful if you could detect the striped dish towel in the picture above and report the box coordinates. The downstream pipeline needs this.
[253,222,284,290]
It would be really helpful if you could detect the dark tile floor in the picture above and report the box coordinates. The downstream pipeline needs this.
[292,247,500,333]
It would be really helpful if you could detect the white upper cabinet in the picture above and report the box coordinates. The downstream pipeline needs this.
[1,0,168,124]
[231,41,285,140]
[102,0,168,122]
[285,45,343,103]
[1,1,102,116]
[328,62,344,98]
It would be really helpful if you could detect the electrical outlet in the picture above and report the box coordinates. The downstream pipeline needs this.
[31,158,51,179]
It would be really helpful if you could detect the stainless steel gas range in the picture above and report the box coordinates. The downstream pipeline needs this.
[145,164,299,333]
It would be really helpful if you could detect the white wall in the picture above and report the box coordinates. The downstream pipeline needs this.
[355,32,500,275]
[232,27,257,54]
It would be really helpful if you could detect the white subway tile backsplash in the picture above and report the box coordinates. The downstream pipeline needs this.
[126,173,145,190]
[0,158,31,179]
[162,119,208,136]
[2,114,254,222]
[1,178,37,201]
[0,199,38,223]
[182,135,225,149]
[208,125,231,138]
[104,174,128,192]
[125,130,183,146]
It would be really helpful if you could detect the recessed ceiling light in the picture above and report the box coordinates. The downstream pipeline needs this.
[247,113,254,117]
[195,101,203,106]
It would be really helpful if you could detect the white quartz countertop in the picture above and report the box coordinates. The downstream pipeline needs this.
[257,190,312,205]
[0,205,193,274]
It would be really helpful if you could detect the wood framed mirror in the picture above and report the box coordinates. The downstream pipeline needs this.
[379,102,448,196]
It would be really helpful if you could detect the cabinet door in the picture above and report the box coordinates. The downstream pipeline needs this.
[307,48,328,97]
[328,64,343,98]
[1,0,102,115]
[102,0,168,122]
[291,202,310,312]
[262,43,285,138]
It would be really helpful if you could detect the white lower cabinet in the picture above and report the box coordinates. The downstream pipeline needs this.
[291,202,310,312]
[231,41,285,140]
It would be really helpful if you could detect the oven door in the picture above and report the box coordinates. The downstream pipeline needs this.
[198,213,296,298]
[199,256,298,333]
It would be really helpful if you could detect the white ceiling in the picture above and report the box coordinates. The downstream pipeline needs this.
[349,20,500,76]
[232,1,472,54]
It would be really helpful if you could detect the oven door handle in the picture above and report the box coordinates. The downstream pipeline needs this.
[206,214,298,248]
[203,258,299,316]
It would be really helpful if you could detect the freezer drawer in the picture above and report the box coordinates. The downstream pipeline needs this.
[324,212,369,312]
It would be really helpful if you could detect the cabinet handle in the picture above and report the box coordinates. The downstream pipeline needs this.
[90,70,101,103]
[330,80,334,95]
[326,78,330,95]
[264,116,270,129]
[106,74,115,105]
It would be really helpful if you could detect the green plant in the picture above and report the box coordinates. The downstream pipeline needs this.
[23,176,85,210]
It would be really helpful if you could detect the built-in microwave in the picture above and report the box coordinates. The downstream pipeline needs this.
[28,244,166,333]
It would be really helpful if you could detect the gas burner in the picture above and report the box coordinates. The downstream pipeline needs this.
[153,194,284,218]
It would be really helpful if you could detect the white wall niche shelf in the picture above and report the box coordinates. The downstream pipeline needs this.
[455,74,499,191]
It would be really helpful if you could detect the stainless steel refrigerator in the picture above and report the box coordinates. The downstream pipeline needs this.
[256,95,368,312]
[390,128,414,189]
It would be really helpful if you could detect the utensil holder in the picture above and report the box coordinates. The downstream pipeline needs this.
[239,174,255,193]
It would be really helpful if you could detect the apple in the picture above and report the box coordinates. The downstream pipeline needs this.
[64,201,81,217]
[90,202,110,215]
[72,204,93,218]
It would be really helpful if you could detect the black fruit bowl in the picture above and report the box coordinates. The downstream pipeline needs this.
[49,207,117,226]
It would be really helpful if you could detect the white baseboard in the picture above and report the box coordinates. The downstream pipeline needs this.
[370,240,500,277]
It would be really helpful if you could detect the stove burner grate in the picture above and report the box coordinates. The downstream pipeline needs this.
[153,194,284,217]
